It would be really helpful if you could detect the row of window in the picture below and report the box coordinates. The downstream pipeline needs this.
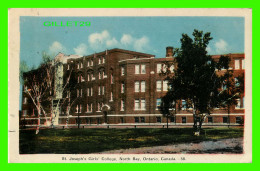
[68,56,106,70]
[234,59,245,70]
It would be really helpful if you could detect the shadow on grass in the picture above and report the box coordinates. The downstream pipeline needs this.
[19,128,244,154]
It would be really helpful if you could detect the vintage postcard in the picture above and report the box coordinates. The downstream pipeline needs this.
[8,8,252,163]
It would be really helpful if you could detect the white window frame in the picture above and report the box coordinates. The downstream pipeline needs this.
[235,59,240,70]
[141,64,146,74]
[163,80,168,91]
[156,98,161,110]
[121,99,125,111]
[134,99,140,110]
[156,80,162,92]
[121,83,125,93]
[157,63,162,73]
[135,81,140,92]
[135,65,140,74]
[141,81,145,92]
[235,98,241,109]
[121,67,125,76]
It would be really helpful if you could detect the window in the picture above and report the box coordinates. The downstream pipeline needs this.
[236,99,241,109]
[235,59,240,69]
[141,117,145,123]
[135,100,140,110]
[77,63,79,69]
[170,65,174,73]
[157,63,162,73]
[120,117,124,123]
[67,64,70,70]
[97,103,100,111]
[80,62,83,68]
[135,117,139,123]
[121,67,125,76]
[121,99,125,111]
[156,117,161,123]
[103,56,105,63]
[135,65,140,74]
[99,71,101,79]
[163,80,168,91]
[162,64,167,72]
[87,87,93,96]
[242,59,245,69]
[80,89,83,97]
[87,74,90,81]
[135,81,140,92]
[223,116,228,123]
[170,117,175,123]
[141,99,146,110]
[141,81,145,92]
[87,60,90,67]
[98,57,102,64]
[182,100,187,110]
[87,103,93,112]
[91,59,93,66]
[76,105,79,113]
[23,97,27,104]
[102,86,105,95]
[121,83,125,93]
[208,117,213,123]
[236,117,242,124]
[87,88,89,96]
[243,96,245,108]
[182,117,186,123]
[81,75,85,82]
[98,86,101,95]
[79,104,82,113]
[23,110,28,116]
[110,92,113,101]
[156,98,161,110]
[141,64,146,74]
[97,102,103,111]
[156,80,162,91]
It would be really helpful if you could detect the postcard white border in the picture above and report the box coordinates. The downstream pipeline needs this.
[8,8,252,163]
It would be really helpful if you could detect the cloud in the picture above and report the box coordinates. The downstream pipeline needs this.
[133,36,149,52]
[120,34,134,45]
[49,41,66,55]
[73,43,88,56]
[88,30,111,51]
[206,46,213,54]
[87,30,150,53]
[106,37,119,47]
[215,39,229,54]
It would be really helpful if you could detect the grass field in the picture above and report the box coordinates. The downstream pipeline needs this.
[19,128,244,154]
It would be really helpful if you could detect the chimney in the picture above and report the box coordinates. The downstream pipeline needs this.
[166,46,174,57]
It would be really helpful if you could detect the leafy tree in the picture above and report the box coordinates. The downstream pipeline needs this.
[22,52,77,133]
[160,29,239,134]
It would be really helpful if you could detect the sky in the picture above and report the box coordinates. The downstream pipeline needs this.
[20,16,244,68]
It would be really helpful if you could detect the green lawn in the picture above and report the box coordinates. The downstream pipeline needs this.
[19,128,243,154]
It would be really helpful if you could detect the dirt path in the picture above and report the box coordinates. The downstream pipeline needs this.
[99,138,243,154]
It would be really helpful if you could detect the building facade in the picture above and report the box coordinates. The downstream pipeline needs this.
[21,47,245,128]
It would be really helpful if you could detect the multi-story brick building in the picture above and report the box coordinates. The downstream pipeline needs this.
[21,47,245,128]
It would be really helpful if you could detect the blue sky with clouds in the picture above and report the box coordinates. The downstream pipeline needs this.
[20,16,244,67]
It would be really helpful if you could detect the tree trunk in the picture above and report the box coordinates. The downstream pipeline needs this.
[167,115,169,129]
[36,101,41,134]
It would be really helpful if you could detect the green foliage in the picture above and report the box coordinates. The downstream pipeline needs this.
[160,29,243,132]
